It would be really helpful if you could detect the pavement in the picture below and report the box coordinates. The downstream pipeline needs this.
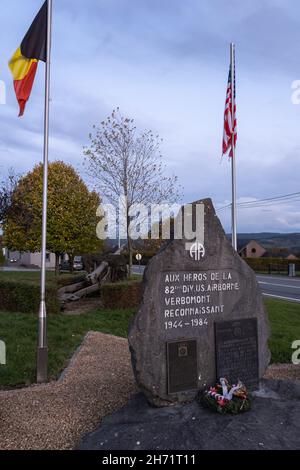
[78,379,300,450]
[257,274,300,303]
[131,264,145,275]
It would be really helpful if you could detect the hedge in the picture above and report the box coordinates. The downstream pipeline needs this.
[102,280,142,309]
[244,257,300,273]
[0,280,60,314]
[57,274,86,288]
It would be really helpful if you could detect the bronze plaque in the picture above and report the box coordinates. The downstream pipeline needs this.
[167,339,198,394]
[215,318,259,388]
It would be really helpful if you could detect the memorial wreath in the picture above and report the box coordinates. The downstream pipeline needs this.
[198,378,251,414]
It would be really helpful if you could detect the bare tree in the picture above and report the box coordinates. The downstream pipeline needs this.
[84,109,181,276]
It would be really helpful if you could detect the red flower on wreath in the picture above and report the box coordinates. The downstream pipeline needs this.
[217,398,227,407]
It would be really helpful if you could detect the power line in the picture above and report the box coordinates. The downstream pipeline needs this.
[216,191,300,213]
[216,203,232,212]
[237,192,300,206]
[238,198,300,209]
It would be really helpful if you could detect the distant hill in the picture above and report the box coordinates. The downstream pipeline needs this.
[105,233,300,256]
[230,233,300,255]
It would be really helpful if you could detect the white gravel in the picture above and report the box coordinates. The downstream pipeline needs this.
[264,363,300,381]
[0,332,136,450]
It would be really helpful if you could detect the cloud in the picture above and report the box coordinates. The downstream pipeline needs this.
[0,0,299,234]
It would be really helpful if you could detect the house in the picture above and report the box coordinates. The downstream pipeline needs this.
[238,240,266,258]
[4,249,56,269]
[239,240,298,260]
[286,254,299,260]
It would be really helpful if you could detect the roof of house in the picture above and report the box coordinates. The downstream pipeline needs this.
[237,239,265,252]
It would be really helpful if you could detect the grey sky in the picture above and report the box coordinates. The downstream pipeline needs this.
[0,0,300,232]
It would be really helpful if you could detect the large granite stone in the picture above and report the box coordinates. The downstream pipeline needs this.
[128,198,270,406]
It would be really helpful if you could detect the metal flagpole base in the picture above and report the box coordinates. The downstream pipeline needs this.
[37,301,48,383]
[37,346,48,383]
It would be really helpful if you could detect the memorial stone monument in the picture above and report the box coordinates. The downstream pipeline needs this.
[128,198,270,407]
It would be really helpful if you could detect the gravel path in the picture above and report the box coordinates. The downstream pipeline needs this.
[0,332,136,450]
[0,331,298,450]
[264,363,300,381]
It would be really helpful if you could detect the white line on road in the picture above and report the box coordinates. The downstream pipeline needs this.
[257,276,300,283]
[262,293,300,303]
[258,281,300,289]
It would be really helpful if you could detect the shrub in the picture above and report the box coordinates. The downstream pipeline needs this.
[102,280,142,309]
[0,280,60,314]
[57,274,86,288]
[244,257,300,274]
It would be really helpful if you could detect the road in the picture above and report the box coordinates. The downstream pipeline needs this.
[132,267,300,304]
[132,265,145,276]
[0,267,40,272]
[256,274,300,303]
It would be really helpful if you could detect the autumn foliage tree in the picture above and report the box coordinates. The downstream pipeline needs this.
[3,161,102,273]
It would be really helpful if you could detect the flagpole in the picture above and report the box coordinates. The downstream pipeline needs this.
[37,0,53,383]
[230,42,237,251]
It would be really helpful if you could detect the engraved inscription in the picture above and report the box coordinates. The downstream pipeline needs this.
[215,318,259,387]
[160,269,241,332]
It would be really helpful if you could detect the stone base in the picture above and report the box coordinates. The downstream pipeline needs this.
[78,379,300,450]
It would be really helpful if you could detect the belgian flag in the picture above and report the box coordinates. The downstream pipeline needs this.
[9,2,47,116]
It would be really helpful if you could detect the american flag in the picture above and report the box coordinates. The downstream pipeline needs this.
[222,63,237,157]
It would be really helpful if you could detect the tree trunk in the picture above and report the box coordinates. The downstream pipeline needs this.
[127,212,132,278]
[55,252,60,276]
[127,236,132,279]
[68,253,74,273]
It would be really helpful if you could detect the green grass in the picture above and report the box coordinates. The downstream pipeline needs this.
[0,271,85,287]
[0,298,299,389]
[0,270,48,285]
[265,298,300,363]
[0,308,135,388]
